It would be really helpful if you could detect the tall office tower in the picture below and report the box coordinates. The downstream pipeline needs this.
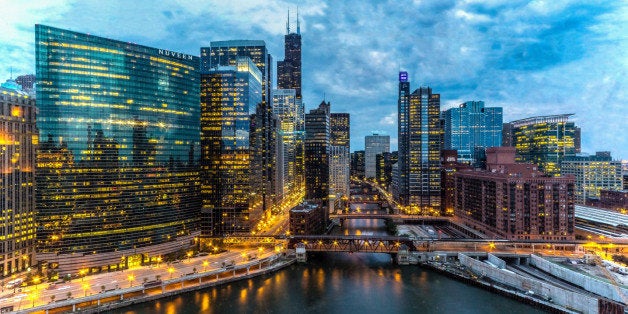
[305,101,330,224]
[350,150,365,179]
[0,80,37,276]
[509,114,577,177]
[36,25,200,273]
[277,10,302,99]
[561,152,622,204]
[396,72,442,212]
[330,113,350,201]
[200,57,262,236]
[395,71,410,203]
[376,151,398,190]
[443,101,502,165]
[365,133,389,179]
[201,41,278,212]
[273,89,300,196]
[455,147,575,241]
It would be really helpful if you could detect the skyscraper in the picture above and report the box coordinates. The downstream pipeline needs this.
[200,57,262,236]
[507,114,577,176]
[36,25,200,273]
[201,41,278,211]
[365,133,389,179]
[443,101,502,165]
[330,113,350,201]
[395,71,442,213]
[0,81,37,276]
[561,152,622,204]
[273,89,299,196]
[277,10,302,99]
[305,101,330,223]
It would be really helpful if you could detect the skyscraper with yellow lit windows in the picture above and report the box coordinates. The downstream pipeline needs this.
[35,25,201,274]
[0,79,37,276]
[506,114,577,177]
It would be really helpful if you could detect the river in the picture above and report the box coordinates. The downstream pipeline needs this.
[114,217,546,314]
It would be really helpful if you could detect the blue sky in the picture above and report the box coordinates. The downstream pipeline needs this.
[1,0,626,158]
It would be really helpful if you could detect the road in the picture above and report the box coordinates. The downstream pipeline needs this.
[0,248,275,311]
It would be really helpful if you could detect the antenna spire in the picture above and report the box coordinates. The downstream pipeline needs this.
[296,7,301,34]
[286,10,290,34]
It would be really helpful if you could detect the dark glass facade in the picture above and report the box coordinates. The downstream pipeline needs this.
[200,58,262,237]
[35,25,200,272]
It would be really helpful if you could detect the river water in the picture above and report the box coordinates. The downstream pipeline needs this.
[116,218,546,314]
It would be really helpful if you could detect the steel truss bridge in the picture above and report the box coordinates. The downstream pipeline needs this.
[289,235,415,253]
[330,213,450,222]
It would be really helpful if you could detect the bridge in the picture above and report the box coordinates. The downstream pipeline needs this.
[289,235,416,253]
[330,213,451,225]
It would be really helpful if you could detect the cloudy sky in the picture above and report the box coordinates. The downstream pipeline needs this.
[1,0,626,158]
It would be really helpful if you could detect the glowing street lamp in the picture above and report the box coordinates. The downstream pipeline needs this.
[82,283,90,296]
[128,274,135,288]
[168,267,175,279]
[203,260,209,272]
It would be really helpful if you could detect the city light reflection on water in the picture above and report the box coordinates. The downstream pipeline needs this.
[114,219,546,314]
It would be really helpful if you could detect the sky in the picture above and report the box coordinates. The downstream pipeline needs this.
[1,0,626,158]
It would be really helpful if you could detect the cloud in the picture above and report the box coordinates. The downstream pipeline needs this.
[0,0,626,158]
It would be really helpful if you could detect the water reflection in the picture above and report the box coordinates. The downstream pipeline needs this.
[115,219,546,314]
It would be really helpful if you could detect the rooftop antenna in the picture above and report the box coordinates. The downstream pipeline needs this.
[286,9,290,34]
[10,66,13,79]
[297,6,301,34]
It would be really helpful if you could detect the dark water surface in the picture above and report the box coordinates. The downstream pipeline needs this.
[117,219,546,314]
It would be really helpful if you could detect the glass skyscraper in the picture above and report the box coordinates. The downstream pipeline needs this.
[364,133,389,179]
[507,114,577,176]
[443,101,502,165]
[35,25,200,274]
[330,113,350,202]
[200,57,262,237]
[394,71,442,213]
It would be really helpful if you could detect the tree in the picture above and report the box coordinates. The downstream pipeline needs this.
[49,295,55,303]
[101,285,106,293]
[66,291,72,300]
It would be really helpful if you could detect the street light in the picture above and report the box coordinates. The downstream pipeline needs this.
[203,260,209,272]
[187,251,193,262]
[168,267,175,279]
[128,274,135,288]
[32,276,40,291]
[79,269,86,281]
[82,283,90,297]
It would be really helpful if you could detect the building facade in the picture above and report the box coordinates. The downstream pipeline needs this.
[304,101,330,222]
[277,12,302,100]
[350,150,365,179]
[330,113,350,200]
[505,114,578,176]
[376,152,397,191]
[200,57,262,237]
[443,101,502,165]
[0,83,37,276]
[272,89,301,196]
[201,40,279,212]
[441,150,472,216]
[289,202,324,235]
[364,133,389,179]
[35,25,201,273]
[395,75,442,212]
[454,147,575,241]
[561,152,622,204]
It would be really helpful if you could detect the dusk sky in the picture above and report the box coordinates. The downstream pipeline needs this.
[1,0,626,158]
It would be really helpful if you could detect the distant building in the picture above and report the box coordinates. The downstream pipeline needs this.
[443,101,502,165]
[505,114,578,176]
[289,202,324,235]
[305,101,330,221]
[200,57,262,236]
[351,150,365,179]
[365,133,389,179]
[441,150,472,216]
[376,151,397,190]
[395,73,442,212]
[277,11,302,99]
[598,190,628,213]
[561,152,622,204]
[273,89,301,196]
[454,147,575,241]
[0,82,37,276]
[330,113,350,201]
[15,74,36,92]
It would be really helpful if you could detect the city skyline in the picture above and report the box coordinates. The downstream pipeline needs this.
[1,0,627,158]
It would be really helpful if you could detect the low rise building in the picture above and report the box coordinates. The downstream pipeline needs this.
[289,202,324,235]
